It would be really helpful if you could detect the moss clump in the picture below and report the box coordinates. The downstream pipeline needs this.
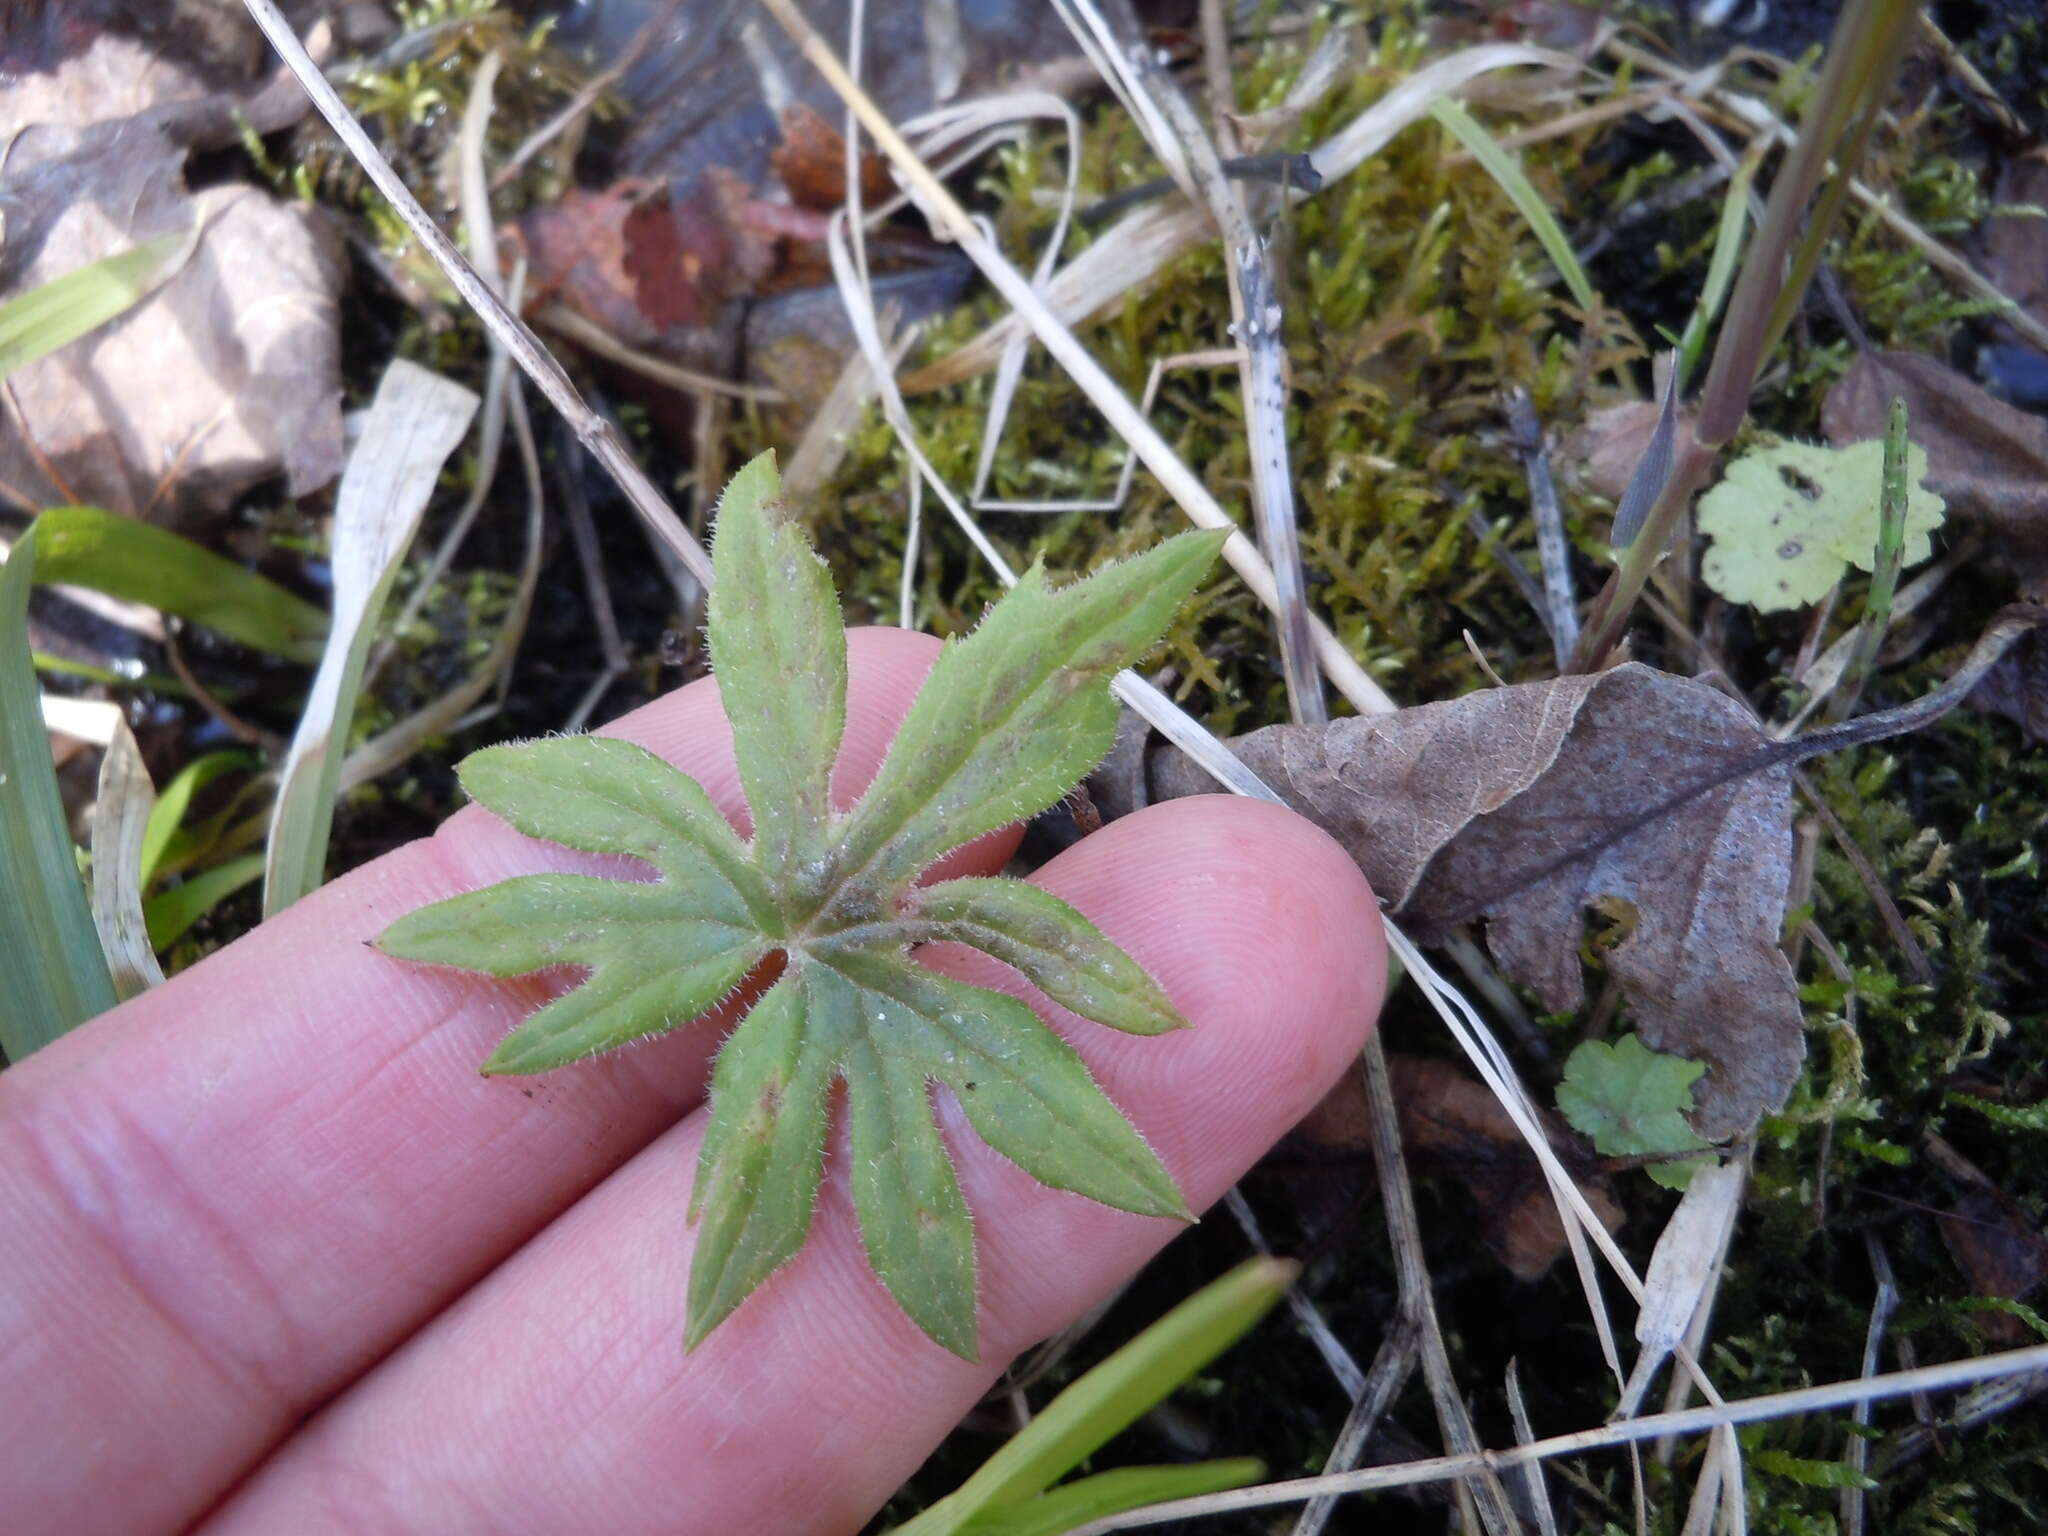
[786,6,1648,731]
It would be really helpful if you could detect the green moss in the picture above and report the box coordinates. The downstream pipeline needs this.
[318,0,603,230]
[788,6,1656,731]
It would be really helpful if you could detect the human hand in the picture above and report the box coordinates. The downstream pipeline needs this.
[0,629,1384,1535]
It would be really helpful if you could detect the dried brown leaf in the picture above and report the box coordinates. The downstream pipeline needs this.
[1101,615,2048,1143]
[1821,350,2048,600]
[0,33,341,523]
[771,104,893,213]
[1106,664,1805,1139]
[513,175,777,346]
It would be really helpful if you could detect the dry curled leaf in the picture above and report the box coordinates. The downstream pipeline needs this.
[1101,665,1804,1140]
[513,173,777,347]
[0,33,340,523]
[1822,350,2048,600]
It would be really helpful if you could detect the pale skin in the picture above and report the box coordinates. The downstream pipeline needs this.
[0,628,1385,1535]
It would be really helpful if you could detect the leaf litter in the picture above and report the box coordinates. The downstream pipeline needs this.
[1099,615,2048,1145]
[0,32,343,522]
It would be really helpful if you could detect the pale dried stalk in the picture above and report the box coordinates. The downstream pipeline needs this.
[905,41,1568,394]
[1062,1342,2048,1534]
[1290,1321,1420,1536]
[1503,1360,1561,1536]
[1058,0,1325,722]
[760,0,1396,717]
[1359,1033,1520,1535]
[374,50,514,683]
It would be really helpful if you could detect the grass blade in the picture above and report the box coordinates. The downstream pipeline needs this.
[0,528,118,1057]
[263,359,476,917]
[892,1258,1293,1534]
[1427,95,1596,312]
[141,750,257,887]
[143,851,266,951]
[0,232,187,379]
[1673,146,1762,390]
[960,1460,1265,1536]
[31,507,327,663]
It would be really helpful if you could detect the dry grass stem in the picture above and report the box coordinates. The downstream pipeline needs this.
[768,0,1395,714]
[1063,1342,2048,1533]
[1359,1033,1521,1534]
[903,42,1566,395]
[1290,1320,1420,1536]
[239,0,714,591]
[1059,0,1325,721]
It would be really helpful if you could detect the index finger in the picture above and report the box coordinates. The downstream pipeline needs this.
[0,629,1009,1536]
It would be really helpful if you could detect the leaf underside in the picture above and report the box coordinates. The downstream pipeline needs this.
[380,452,1223,1356]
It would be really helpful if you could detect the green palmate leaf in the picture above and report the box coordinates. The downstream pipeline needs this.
[705,452,845,893]
[379,451,1226,1357]
[1697,437,1945,613]
[1556,1033,1715,1190]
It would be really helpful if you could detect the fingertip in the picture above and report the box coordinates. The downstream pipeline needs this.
[920,792,1386,1356]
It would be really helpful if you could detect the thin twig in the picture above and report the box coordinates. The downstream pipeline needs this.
[161,624,278,751]
[534,304,782,402]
